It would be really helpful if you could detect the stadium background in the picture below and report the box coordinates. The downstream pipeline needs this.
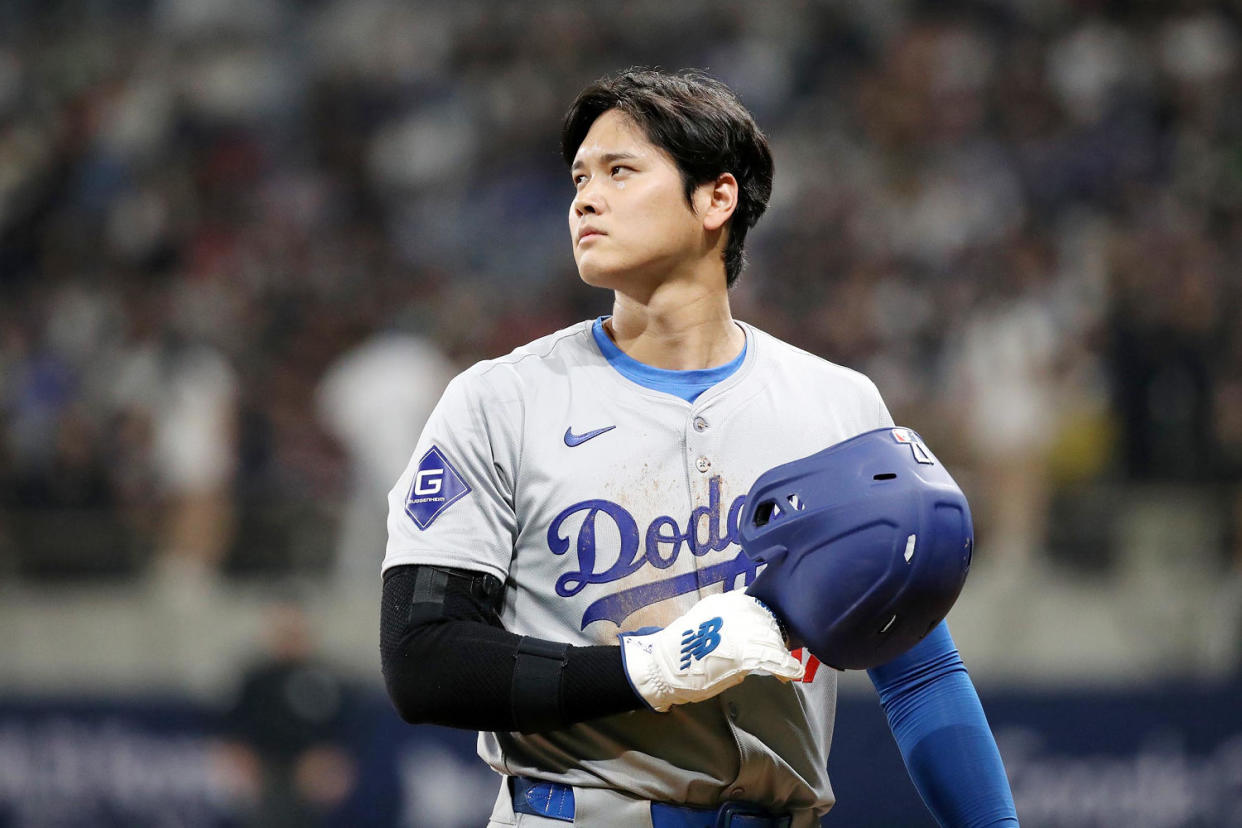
[1,0,1240,825]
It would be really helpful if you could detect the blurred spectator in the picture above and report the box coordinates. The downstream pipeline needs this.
[112,334,240,594]
[217,598,357,828]
[945,241,1061,568]
[316,327,454,587]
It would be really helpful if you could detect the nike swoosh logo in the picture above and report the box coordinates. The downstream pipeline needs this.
[564,425,616,447]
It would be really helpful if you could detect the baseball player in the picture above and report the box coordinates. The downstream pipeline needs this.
[380,69,1019,827]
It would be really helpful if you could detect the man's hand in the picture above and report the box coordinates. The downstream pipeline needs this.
[618,591,805,712]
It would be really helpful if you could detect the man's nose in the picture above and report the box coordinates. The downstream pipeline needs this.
[574,182,602,216]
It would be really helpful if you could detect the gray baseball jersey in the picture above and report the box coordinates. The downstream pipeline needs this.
[383,319,893,818]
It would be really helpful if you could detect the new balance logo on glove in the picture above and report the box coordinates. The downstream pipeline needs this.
[680,617,724,669]
[618,591,803,712]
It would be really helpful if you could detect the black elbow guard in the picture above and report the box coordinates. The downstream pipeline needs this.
[380,564,640,731]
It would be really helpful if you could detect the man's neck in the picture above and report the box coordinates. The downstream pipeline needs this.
[606,280,744,371]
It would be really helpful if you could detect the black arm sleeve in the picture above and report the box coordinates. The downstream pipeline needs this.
[380,564,644,732]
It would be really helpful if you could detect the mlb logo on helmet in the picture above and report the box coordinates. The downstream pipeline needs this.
[405,446,472,530]
[890,427,935,465]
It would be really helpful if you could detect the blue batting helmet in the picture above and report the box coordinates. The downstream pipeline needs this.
[740,427,973,671]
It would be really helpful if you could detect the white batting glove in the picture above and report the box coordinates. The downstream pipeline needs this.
[618,591,805,713]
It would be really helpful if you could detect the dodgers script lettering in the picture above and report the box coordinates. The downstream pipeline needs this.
[547,476,759,629]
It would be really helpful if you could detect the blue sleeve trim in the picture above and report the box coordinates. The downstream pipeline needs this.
[868,622,1019,827]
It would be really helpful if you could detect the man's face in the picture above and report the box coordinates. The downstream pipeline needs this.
[568,109,707,290]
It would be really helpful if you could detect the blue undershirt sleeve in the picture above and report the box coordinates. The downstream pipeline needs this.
[867,621,1019,827]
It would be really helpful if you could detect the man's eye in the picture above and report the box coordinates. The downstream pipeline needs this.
[573,174,587,186]
[611,166,630,176]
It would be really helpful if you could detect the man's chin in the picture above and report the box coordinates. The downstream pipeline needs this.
[577,266,673,303]
[575,263,623,290]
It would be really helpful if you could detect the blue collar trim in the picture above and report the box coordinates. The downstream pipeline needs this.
[591,317,746,403]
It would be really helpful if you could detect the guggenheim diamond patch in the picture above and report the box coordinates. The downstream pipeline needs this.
[404,446,471,530]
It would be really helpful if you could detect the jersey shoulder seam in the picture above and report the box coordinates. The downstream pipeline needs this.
[753,327,878,387]
[472,323,591,378]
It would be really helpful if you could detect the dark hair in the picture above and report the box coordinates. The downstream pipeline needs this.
[561,68,773,287]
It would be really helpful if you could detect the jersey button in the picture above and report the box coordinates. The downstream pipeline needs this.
[727,702,739,720]
[692,416,708,432]
[695,456,711,473]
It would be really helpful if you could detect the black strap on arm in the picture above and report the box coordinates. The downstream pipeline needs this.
[511,637,571,733]
[409,565,451,620]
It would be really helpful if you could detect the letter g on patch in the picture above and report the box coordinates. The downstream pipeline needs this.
[404,446,471,529]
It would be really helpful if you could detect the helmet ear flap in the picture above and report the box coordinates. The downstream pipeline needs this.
[739,427,973,671]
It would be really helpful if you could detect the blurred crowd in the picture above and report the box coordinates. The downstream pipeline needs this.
[2,0,1241,587]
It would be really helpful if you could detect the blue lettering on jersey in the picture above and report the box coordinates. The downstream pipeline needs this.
[680,617,724,669]
[547,476,759,629]
[404,446,471,530]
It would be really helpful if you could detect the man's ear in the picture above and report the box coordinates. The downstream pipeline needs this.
[698,173,739,232]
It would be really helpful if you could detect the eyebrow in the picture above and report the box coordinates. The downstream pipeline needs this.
[571,151,640,171]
